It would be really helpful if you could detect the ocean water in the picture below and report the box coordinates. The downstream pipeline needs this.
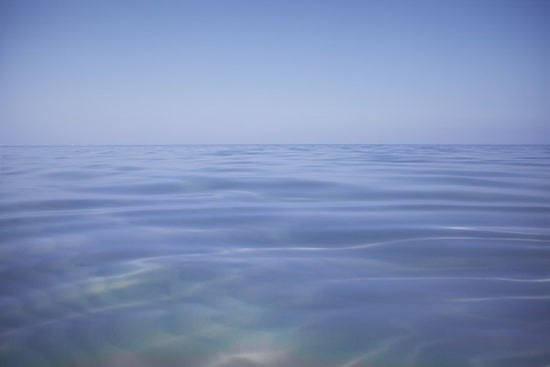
[1,144,550,367]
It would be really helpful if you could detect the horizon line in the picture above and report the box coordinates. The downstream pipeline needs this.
[2,143,549,147]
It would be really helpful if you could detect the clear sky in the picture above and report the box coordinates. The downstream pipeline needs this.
[1,0,549,145]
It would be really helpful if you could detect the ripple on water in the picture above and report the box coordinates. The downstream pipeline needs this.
[1,145,550,367]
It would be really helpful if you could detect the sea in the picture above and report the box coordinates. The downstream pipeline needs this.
[1,144,549,367]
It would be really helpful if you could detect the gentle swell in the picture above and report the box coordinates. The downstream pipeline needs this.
[1,145,549,367]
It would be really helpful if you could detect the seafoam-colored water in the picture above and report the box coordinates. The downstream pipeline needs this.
[1,145,550,367]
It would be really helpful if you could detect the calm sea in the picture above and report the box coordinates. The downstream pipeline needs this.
[1,145,550,367]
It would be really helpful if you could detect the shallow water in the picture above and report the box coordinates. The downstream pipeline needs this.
[1,144,550,367]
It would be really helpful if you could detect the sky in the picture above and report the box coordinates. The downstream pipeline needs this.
[0,0,549,145]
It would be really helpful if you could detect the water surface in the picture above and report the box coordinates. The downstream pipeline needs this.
[1,145,550,367]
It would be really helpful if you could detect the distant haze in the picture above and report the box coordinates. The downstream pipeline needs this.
[1,0,549,145]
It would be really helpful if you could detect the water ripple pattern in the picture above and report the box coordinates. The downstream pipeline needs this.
[1,144,550,367]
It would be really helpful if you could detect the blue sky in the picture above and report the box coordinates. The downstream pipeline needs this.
[1,0,549,144]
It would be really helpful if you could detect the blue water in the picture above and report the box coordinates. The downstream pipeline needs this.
[1,145,550,367]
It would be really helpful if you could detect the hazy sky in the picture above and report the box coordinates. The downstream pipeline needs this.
[1,0,549,144]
